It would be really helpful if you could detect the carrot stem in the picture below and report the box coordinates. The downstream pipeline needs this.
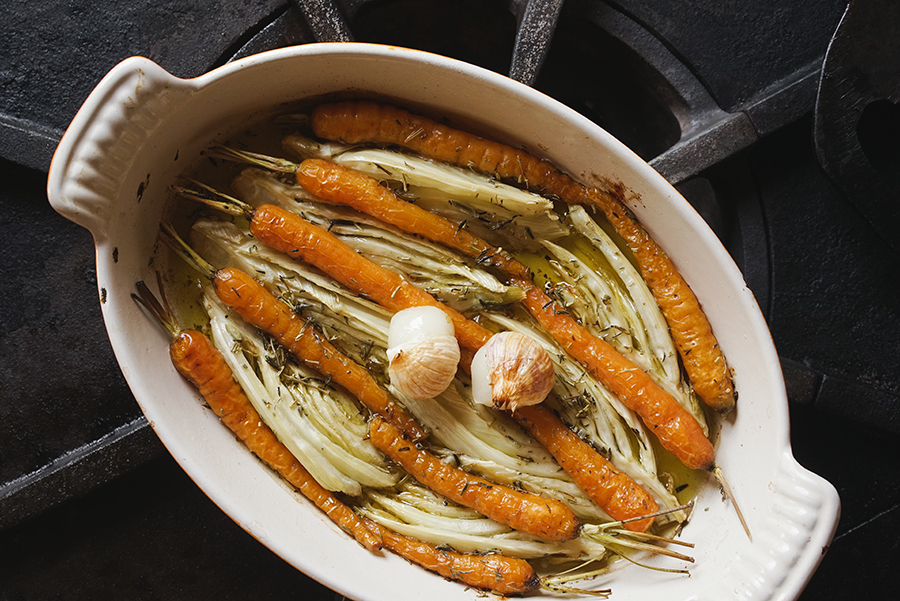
[211,144,298,174]
[714,465,751,540]
[614,550,691,575]
[172,181,253,218]
[132,279,178,337]
[596,533,695,563]
[158,223,217,281]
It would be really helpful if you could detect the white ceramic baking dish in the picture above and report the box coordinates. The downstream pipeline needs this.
[47,42,839,601]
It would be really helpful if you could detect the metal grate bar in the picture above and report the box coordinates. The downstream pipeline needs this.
[509,0,564,85]
[293,0,354,42]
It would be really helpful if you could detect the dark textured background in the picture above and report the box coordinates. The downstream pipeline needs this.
[1,1,898,599]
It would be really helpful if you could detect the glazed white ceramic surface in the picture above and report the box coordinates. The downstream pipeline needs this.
[47,43,839,601]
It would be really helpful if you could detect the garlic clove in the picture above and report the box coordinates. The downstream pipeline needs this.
[387,306,460,400]
[470,348,493,408]
[389,335,461,400]
[388,306,455,350]
[471,331,555,412]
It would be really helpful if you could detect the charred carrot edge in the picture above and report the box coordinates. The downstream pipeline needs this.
[310,100,735,413]
[167,328,382,551]
[248,203,492,352]
[283,156,714,471]
[210,266,428,442]
[513,404,658,532]
[247,200,660,525]
[368,416,581,542]
[366,519,540,595]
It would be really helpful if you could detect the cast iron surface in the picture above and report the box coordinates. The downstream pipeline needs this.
[814,0,900,255]
[1,0,897,598]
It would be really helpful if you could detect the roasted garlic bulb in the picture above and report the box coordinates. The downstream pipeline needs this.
[471,331,555,412]
[387,306,461,400]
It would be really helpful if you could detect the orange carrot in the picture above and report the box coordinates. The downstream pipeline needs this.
[168,330,382,551]
[133,283,382,551]
[584,186,736,412]
[366,519,540,594]
[294,158,532,281]
[248,203,493,352]
[209,266,428,442]
[310,100,735,413]
[513,280,715,471]
[309,101,585,200]
[368,416,581,542]
[513,404,658,532]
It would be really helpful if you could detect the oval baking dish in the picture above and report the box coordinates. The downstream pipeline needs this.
[46,43,839,601]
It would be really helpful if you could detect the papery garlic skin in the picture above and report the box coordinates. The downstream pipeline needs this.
[471,331,555,412]
[387,306,460,400]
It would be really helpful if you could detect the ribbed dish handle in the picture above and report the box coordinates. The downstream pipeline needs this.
[696,451,841,601]
[47,56,189,238]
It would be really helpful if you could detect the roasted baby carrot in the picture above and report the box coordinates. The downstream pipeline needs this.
[248,202,493,352]
[514,280,715,471]
[584,186,736,412]
[210,266,428,442]
[294,157,532,281]
[513,404,658,532]
[366,519,540,594]
[368,416,581,542]
[310,100,736,413]
[309,100,585,200]
[133,284,382,551]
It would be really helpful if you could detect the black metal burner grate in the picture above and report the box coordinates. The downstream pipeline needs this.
[1,0,898,598]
